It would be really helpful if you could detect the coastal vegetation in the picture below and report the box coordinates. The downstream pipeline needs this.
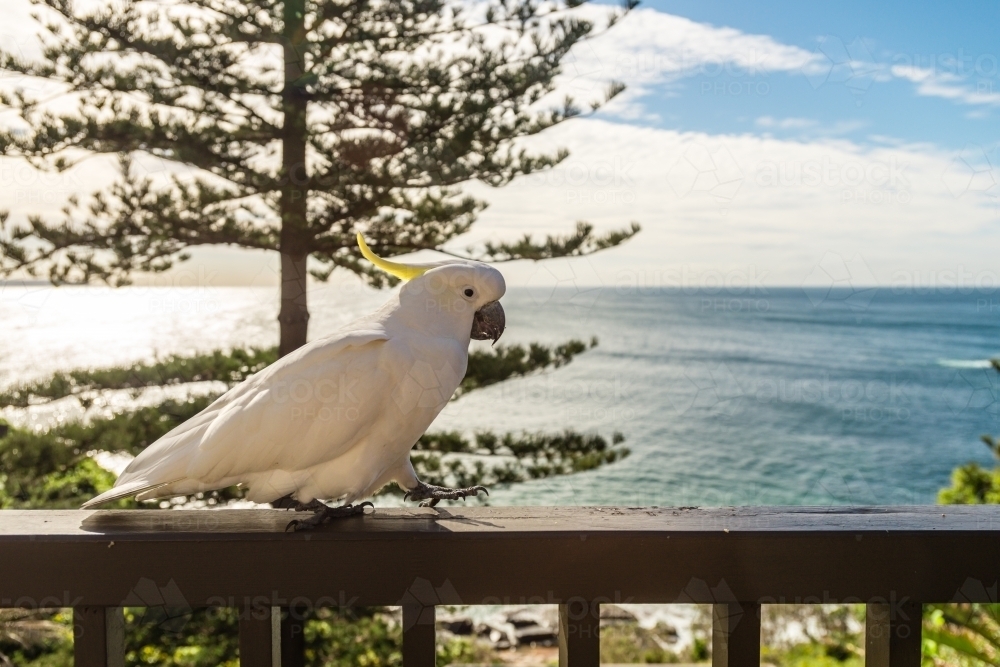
[0,339,627,509]
[0,340,629,665]
[2,350,994,666]
[929,359,1000,667]
[4,354,994,667]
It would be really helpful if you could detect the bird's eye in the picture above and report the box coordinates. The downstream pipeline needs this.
[464,288,474,298]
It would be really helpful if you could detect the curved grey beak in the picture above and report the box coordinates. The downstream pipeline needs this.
[471,300,505,345]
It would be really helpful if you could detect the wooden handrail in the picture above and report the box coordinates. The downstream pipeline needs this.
[2,505,999,666]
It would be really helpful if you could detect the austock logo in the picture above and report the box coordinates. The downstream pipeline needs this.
[665,143,745,211]
[803,36,879,106]
[941,144,998,207]
[0,33,49,95]
[121,577,192,636]
[0,279,54,327]
[674,578,743,635]
[953,577,999,606]
[523,254,605,322]
[944,366,999,420]
[392,360,464,415]
[669,363,745,417]
[816,467,879,505]
[399,578,461,630]
[802,251,878,316]
[945,578,1000,629]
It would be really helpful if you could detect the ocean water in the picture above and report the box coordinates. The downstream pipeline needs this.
[1,282,998,507]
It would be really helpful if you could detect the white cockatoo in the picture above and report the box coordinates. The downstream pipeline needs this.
[82,234,506,529]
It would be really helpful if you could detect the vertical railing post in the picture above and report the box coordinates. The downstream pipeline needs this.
[73,606,124,667]
[402,603,436,667]
[558,600,600,667]
[866,601,922,667]
[279,605,306,667]
[712,602,761,667]
[239,604,279,667]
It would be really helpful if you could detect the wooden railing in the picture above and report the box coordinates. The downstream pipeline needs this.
[1,505,999,667]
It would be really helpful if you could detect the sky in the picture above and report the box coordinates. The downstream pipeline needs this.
[0,0,998,292]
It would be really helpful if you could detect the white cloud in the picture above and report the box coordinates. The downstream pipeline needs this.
[457,119,1000,287]
[556,6,822,116]
[891,64,1000,107]
[756,116,817,129]
[560,9,1000,116]
[3,0,997,290]
[801,36,887,96]
[754,117,869,139]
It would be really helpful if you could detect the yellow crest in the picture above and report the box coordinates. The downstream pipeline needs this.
[357,233,431,281]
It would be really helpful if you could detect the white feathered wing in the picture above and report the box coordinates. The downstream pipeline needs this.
[81,322,416,508]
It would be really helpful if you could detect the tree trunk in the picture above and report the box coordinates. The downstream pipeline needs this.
[278,0,310,357]
[278,251,309,356]
[276,0,311,660]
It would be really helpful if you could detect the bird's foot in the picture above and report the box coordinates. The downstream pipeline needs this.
[403,482,488,507]
[285,502,374,532]
[271,496,328,512]
[293,499,330,512]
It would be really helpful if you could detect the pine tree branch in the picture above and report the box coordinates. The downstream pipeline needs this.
[0,0,640,285]
[1,156,279,283]
[458,339,594,397]
[478,221,642,262]
[0,348,276,408]
[402,429,629,496]
[0,338,594,408]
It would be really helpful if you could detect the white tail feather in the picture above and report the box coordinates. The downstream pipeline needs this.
[80,480,176,509]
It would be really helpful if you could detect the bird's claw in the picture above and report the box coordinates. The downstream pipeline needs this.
[294,499,330,512]
[271,496,328,512]
[285,501,374,532]
[403,483,489,505]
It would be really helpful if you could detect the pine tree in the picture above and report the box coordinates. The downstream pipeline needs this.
[0,0,639,355]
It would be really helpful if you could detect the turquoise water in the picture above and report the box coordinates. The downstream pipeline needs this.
[1,284,998,506]
[437,287,1000,506]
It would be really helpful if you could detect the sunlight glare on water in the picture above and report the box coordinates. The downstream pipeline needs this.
[0,282,385,385]
[2,283,999,507]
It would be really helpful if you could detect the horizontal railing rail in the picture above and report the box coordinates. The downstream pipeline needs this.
[1,505,998,667]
